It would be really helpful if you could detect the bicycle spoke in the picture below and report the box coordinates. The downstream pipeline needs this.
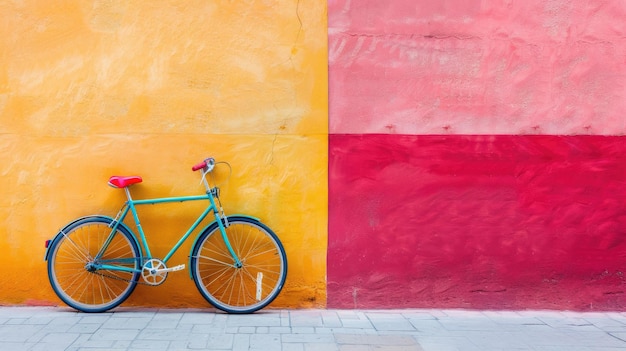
[241,246,279,262]
[201,240,233,262]
[58,232,92,262]
[196,254,236,268]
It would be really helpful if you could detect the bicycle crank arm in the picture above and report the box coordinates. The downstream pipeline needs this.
[156,264,185,273]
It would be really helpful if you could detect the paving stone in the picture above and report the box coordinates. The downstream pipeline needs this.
[292,326,316,334]
[340,318,375,329]
[401,311,439,320]
[91,328,140,341]
[152,312,183,321]
[5,318,28,325]
[335,311,362,319]
[291,311,324,327]
[560,330,626,348]
[282,343,305,351]
[218,326,237,334]
[0,342,36,351]
[366,313,416,331]
[0,324,45,342]
[339,345,422,351]
[137,328,191,341]
[269,326,292,334]
[536,316,600,330]
[249,334,281,351]
[40,332,80,344]
[460,330,532,349]
[335,333,418,346]
[207,333,235,349]
[321,312,344,328]
[436,317,502,332]
[415,335,480,351]
[256,326,270,333]
[238,326,256,333]
[146,319,181,329]
[280,310,291,327]
[316,327,373,335]
[102,316,152,329]
[23,316,54,325]
[179,312,215,325]
[185,332,209,349]
[113,340,132,348]
[233,333,251,351]
[129,339,170,350]
[79,315,111,324]
[71,337,116,349]
[227,314,281,327]
[584,317,626,331]
[190,325,227,334]
[282,333,336,343]
[304,342,340,351]
[408,318,445,333]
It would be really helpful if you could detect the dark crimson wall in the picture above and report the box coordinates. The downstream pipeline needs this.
[328,135,626,310]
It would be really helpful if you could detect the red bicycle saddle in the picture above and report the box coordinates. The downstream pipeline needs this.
[108,176,143,188]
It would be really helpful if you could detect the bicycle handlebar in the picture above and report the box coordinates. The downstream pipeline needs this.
[192,158,215,172]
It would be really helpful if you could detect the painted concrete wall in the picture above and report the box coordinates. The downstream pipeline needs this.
[328,1,626,310]
[0,1,328,308]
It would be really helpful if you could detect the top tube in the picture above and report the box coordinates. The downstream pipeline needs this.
[131,194,212,206]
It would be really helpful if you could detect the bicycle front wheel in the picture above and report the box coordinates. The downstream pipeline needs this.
[191,217,287,313]
[47,217,141,313]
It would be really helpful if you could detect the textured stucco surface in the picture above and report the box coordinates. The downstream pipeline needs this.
[0,1,328,308]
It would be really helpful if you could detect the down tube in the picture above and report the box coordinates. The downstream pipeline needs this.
[162,206,214,264]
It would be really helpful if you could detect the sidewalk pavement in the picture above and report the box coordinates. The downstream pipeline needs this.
[1,307,626,351]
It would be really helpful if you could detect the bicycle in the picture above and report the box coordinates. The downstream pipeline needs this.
[44,157,287,314]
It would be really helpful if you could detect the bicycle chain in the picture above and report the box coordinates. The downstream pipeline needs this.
[92,270,152,286]
[90,258,179,286]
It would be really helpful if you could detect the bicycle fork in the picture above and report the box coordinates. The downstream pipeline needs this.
[208,188,243,268]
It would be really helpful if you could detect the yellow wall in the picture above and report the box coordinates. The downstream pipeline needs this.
[0,1,328,308]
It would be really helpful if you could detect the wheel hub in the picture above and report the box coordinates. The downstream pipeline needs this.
[84,262,98,272]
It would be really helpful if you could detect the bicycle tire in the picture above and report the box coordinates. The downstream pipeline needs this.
[47,217,141,313]
[191,217,287,313]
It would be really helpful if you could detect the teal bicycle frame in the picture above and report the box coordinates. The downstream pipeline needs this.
[94,186,242,274]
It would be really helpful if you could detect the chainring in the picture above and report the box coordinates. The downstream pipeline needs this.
[141,258,168,286]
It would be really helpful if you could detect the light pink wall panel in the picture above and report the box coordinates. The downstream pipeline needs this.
[329,0,626,135]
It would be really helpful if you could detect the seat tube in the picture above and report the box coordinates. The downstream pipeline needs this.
[125,187,152,258]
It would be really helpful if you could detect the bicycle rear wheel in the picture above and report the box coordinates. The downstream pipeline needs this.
[47,217,141,312]
[191,217,287,313]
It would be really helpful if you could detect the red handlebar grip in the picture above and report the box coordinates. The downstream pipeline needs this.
[192,161,207,171]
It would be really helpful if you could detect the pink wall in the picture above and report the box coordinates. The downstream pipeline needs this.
[329,1,626,135]
[328,0,626,310]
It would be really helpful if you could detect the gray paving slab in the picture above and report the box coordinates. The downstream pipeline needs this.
[1,307,626,350]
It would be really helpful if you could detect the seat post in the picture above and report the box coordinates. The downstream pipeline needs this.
[123,187,133,202]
